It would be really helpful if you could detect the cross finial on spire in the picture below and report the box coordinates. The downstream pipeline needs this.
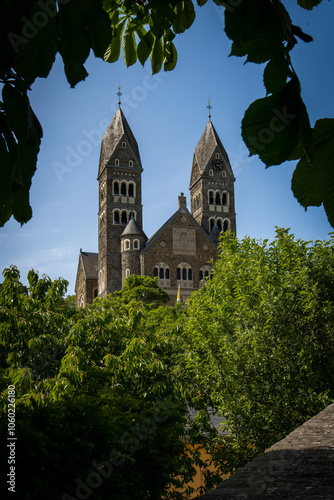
[117,86,122,108]
[207,98,212,121]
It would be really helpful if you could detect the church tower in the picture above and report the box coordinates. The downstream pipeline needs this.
[189,116,236,237]
[97,105,143,297]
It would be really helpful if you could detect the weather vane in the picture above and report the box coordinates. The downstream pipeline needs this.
[117,86,122,108]
[207,99,212,121]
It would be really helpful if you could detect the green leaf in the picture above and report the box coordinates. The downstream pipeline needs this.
[13,1,58,87]
[297,0,322,10]
[291,119,334,227]
[123,20,137,67]
[137,30,154,66]
[151,36,163,74]
[104,19,126,63]
[263,53,291,94]
[164,40,178,72]
[173,0,196,34]
[83,2,113,59]
[242,78,301,166]
[58,1,91,87]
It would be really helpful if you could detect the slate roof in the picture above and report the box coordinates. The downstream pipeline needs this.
[194,120,233,174]
[121,217,147,238]
[80,251,98,279]
[98,107,142,176]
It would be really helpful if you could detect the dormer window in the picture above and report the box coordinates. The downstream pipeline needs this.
[122,142,126,148]
[215,153,220,159]
[115,159,119,166]
[129,160,133,167]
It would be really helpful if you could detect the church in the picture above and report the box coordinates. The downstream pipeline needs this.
[75,103,236,307]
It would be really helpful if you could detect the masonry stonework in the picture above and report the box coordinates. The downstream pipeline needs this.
[75,108,236,307]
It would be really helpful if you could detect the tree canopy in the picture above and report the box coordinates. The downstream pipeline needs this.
[0,0,333,228]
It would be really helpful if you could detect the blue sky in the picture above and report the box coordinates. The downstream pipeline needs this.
[1,1,333,295]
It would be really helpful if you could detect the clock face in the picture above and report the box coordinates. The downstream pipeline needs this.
[211,159,224,171]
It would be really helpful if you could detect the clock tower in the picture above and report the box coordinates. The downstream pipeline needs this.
[189,117,236,237]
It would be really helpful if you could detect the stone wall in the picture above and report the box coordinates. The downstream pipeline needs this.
[196,403,334,499]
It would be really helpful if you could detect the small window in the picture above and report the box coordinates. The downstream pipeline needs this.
[115,159,119,166]
[121,211,127,224]
[122,142,126,148]
[209,218,215,232]
[223,220,229,232]
[165,268,170,279]
[215,192,221,205]
[121,182,127,196]
[154,267,158,277]
[216,153,220,159]
[159,268,164,279]
[199,270,203,281]
[113,181,119,195]
[209,191,214,205]
[222,171,227,178]
[129,160,133,167]
[133,239,139,249]
[217,219,222,231]
[125,240,130,250]
[128,183,134,197]
[209,169,214,176]
[222,192,227,205]
[126,269,130,277]
[177,268,181,280]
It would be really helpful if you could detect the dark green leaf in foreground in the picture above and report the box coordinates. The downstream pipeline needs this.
[292,118,334,227]
[242,78,301,166]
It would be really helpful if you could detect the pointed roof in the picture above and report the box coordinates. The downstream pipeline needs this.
[98,107,142,176]
[121,217,147,238]
[142,204,216,254]
[80,251,98,279]
[193,120,232,174]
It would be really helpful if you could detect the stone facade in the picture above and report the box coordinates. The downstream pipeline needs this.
[75,108,236,307]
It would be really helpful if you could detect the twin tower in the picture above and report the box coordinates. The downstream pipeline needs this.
[75,106,236,307]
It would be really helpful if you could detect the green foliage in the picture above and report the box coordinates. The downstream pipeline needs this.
[183,229,334,474]
[0,269,195,499]
[0,0,332,227]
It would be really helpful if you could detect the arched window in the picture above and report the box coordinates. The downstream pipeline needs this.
[222,192,227,206]
[124,239,130,250]
[177,263,193,282]
[113,181,119,195]
[128,183,134,197]
[129,160,133,167]
[209,191,214,205]
[121,211,127,224]
[154,263,170,281]
[216,152,220,159]
[93,288,98,299]
[133,239,139,249]
[222,171,227,178]
[217,218,222,231]
[114,210,120,224]
[209,218,215,232]
[121,182,127,196]
[199,270,203,281]
[122,141,126,148]
[223,219,229,232]
[209,169,213,176]
[115,159,119,166]
[215,192,221,205]
[126,269,130,277]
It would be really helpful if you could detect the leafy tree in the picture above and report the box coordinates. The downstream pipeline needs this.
[182,229,334,475]
[1,0,333,227]
[0,269,197,499]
